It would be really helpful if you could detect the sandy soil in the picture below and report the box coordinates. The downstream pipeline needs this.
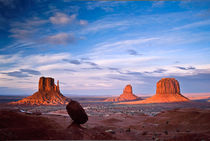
[0,100,210,140]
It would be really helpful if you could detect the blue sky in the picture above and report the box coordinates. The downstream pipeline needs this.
[0,0,210,96]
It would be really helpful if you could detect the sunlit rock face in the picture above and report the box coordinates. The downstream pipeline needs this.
[10,77,71,105]
[139,78,189,103]
[38,77,60,92]
[156,78,180,95]
[104,84,140,102]
[117,78,189,105]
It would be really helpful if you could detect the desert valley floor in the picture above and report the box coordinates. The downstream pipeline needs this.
[0,95,210,141]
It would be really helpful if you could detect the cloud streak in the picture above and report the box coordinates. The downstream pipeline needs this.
[2,69,41,78]
[50,12,76,24]
[45,33,75,45]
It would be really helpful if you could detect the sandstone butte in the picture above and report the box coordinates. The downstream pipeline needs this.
[118,78,189,104]
[10,77,71,105]
[104,84,140,102]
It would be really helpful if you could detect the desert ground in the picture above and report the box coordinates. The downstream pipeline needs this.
[0,95,210,140]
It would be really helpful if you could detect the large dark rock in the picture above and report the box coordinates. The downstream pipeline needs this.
[66,100,88,124]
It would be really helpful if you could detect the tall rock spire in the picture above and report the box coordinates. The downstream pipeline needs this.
[57,80,60,92]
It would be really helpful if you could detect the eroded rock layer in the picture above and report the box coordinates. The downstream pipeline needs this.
[10,77,71,105]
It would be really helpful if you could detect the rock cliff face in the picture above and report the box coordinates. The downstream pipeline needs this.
[38,77,60,92]
[10,77,71,105]
[118,78,189,104]
[143,78,189,103]
[156,78,180,95]
[104,84,140,102]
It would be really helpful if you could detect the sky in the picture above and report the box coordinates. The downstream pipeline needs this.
[0,0,210,96]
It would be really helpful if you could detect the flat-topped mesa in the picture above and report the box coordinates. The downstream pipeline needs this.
[10,77,70,105]
[38,77,60,92]
[104,84,140,102]
[156,78,180,95]
[117,78,189,105]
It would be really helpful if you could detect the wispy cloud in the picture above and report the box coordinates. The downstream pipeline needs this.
[176,66,196,70]
[2,69,41,78]
[50,12,76,24]
[79,20,88,25]
[172,19,210,30]
[63,59,81,65]
[20,69,41,75]
[87,1,127,12]
[45,33,75,45]
[9,17,48,39]
[152,1,164,8]
[144,69,167,74]
[127,49,142,56]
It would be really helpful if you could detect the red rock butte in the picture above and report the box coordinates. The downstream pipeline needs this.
[104,84,140,102]
[118,78,189,104]
[10,77,71,105]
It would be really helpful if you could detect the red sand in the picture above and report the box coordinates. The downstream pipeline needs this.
[1,108,210,140]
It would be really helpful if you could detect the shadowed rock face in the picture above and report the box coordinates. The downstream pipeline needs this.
[156,78,180,95]
[10,77,71,105]
[104,84,139,102]
[66,100,88,124]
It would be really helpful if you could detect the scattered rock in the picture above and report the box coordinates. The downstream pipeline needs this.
[105,129,115,134]
[142,131,147,135]
[66,100,88,124]
[164,130,168,135]
[126,128,131,132]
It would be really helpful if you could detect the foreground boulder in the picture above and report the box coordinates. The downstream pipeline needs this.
[66,100,88,124]
[10,77,71,105]
[118,78,189,104]
[104,84,140,102]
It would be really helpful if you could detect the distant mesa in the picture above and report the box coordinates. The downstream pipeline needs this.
[10,77,71,105]
[104,84,140,102]
[118,78,189,104]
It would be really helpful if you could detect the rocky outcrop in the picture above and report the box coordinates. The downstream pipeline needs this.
[38,77,60,92]
[156,78,180,95]
[118,78,189,104]
[10,77,71,105]
[66,100,88,124]
[104,84,140,102]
